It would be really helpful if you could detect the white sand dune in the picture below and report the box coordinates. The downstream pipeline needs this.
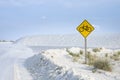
[15,34,120,48]
[0,34,120,80]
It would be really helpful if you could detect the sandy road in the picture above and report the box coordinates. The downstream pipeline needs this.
[0,44,35,80]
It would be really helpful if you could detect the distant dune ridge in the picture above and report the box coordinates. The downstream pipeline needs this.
[15,34,120,48]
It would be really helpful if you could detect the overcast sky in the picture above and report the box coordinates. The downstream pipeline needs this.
[0,0,120,40]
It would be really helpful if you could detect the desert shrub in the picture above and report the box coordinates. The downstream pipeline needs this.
[113,54,117,57]
[87,53,97,65]
[99,47,103,50]
[87,51,91,54]
[73,57,80,62]
[80,50,83,55]
[93,59,112,71]
[66,49,81,62]
[92,68,97,73]
[51,56,53,58]
[105,53,108,57]
[92,48,101,52]
[117,51,120,55]
[66,49,80,58]
[110,54,120,61]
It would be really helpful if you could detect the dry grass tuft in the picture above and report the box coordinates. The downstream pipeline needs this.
[93,59,112,71]
[92,48,101,52]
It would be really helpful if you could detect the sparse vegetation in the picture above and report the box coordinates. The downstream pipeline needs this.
[92,68,97,73]
[66,49,80,57]
[93,59,112,72]
[66,49,80,62]
[68,51,80,57]
[105,53,108,57]
[117,51,120,55]
[87,53,97,65]
[110,53,120,61]
[87,51,91,54]
[66,48,118,72]
[73,57,80,62]
[92,48,101,52]
[51,56,53,58]
[80,50,83,55]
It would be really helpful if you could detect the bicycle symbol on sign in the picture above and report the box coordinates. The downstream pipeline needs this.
[79,25,92,32]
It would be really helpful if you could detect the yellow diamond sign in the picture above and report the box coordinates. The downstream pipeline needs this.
[76,20,94,38]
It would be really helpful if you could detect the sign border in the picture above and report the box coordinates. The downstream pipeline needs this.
[76,19,95,38]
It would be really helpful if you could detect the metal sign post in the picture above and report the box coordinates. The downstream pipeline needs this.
[76,20,94,64]
[85,38,87,64]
